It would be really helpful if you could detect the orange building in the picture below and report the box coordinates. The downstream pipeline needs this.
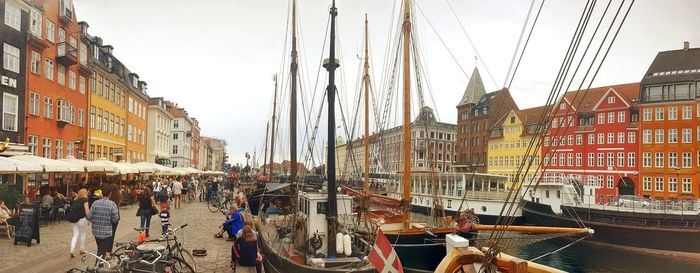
[125,75,149,163]
[25,0,90,185]
[638,42,700,199]
[191,118,200,168]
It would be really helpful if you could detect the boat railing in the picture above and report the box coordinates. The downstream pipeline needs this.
[563,194,700,215]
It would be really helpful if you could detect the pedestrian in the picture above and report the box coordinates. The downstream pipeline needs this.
[171,179,183,209]
[159,202,171,236]
[152,179,162,200]
[137,187,158,237]
[67,189,90,258]
[106,185,122,258]
[87,184,120,259]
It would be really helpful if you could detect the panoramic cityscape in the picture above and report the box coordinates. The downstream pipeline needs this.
[0,0,699,273]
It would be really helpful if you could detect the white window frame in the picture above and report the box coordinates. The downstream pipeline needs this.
[617,111,625,123]
[607,96,615,104]
[69,71,77,90]
[28,135,38,155]
[29,8,42,37]
[46,20,56,43]
[44,96,53,119]
[669,129,678,143]
[45,59,54,80]
[628,131,636,144]
[682,128,691,143]
[628,152,636,167]
[4,1,21,31]
[654,177,664,192]
[78,109,85,127]
[682,106,692,120]
[58,65,66,85]
[681,178,692,193]
[642,177,651,191]
[3,43,20,73]
[642,152,651,168]
[668,177,678,192]
[29,92,40,116]
[79,76,86,94]
[682,152,691,168]
[31,51,41,74]
[655,107,664,121]
[668,106,677,120]
[2,92,19,131]
[642,108,652,121]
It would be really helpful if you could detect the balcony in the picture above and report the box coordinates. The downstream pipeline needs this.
[56,42,78,66]
[78,59,92,76]
[59,0,73,24]
[27,33,48,49]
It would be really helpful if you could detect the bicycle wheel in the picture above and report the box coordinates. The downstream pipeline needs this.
[170,256,195,273]
[207,197,220,213]
[176,249,197,272]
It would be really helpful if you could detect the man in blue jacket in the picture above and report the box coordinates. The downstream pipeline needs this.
[222,205,244,241]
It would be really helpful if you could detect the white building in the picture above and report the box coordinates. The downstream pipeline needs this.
[167,101,193,168]
[147,97,173,164]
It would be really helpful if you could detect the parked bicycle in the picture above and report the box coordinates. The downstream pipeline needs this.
[113,224,196,273]
[207,190,233,213]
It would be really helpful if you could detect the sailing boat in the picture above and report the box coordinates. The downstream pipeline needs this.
[257,1,375,272]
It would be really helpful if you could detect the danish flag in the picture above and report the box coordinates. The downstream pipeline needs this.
[368,229,404,273]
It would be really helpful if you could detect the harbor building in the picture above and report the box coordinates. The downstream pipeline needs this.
[1,0,29,145]
[455,68,518,173]
[167,101,193,168]
[146,97,172,165]
[487,106,547,188]
[542,83,640,203]
[638,42,700,199]
[125,73,148,163]
[24,0,89,185]
[191,118,200,169]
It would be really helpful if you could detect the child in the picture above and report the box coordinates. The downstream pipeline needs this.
[159,202,171,236]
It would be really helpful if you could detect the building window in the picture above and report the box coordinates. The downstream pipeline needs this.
[44,97,53,119]
[682,152,691,168]
[628,152,636,167]
[568,135,573,145]
[669,129,678,143]
[643,108,652,121]
[588,153,594,167]
[597,133,604,144]
[46,20,55,42]
[608,96,615,104]
[28,135,38,155]
[617,152,624,167]
[654,129,664,144]
[607,176,613,189]
[576,134,582,145]
[78,109,85,127]
[607,153,614,166]
[42,137,52,158]
[668,106,677,120]
[31,51,41,74]
[79,42,87,65]
[3,43,20,73]
[90,106,95,129]
[668,178,679,192]
[69,71,77,90]
[172,145,178,154]
[597,113,605,124]
[79,76,86,94]
[617,111,625,123]
[4,1,21,31]
[29,92,40,116]
[607,133,614,144]
[174,120,179,128]
[57,100,71,122]
[576,153,582,166]
[628,131,636,144]
[654,152,664,168]
[681,128,691,143]
[58,65,66,85]
[55,140,63,159]
[597,153,604,166]
[45,59,54,80]
[642,152,651,167]
[588,134,594,144]
[559,153,565,166]
[29,8,43,37]
[669,152,678,168]
[642,130,651,144]
[642,177,652,191]
[96,108,102,131]
[2,93,18,131]
[607,112,614,123]
[567,153,573,166]
[654,177,664,192]
[682,106,692,119]
[682,178,692,193]
[617,132,625,144]
[655,107,664,120]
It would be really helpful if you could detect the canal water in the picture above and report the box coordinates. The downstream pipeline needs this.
[502,238,698,273]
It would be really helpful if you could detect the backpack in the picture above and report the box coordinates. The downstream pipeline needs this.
[66,202,81,223]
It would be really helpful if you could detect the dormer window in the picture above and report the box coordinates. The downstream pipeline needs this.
[132,77,138,88]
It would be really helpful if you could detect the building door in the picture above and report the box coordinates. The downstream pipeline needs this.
[618,177,635,196]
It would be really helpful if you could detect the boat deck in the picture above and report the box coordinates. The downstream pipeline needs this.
[567,203,700,215]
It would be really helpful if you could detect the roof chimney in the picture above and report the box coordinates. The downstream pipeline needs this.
[683,41,689,50]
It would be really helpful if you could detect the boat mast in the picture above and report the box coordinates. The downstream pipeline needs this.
[290,0,299,183]
[269,74,279,180]
[401,0,412,229]
[324,0,340,258]
[363,14,370,196]
[263,121,269,177]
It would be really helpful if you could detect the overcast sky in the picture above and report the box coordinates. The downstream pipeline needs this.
[73,0,700,167]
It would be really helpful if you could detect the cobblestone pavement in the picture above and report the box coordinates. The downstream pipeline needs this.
[0,200,246,273]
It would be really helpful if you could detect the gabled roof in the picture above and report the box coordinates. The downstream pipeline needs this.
[457,68,487,107]
[516,105,550,125]
[561,83,639,114]
[591,83,640,111]
[641,46,700,85]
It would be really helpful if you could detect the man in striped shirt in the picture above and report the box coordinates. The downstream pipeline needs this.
[87,185,120,258]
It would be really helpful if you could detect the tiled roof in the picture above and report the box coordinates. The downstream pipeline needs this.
[562,83,640,113]
[516,105,550,125]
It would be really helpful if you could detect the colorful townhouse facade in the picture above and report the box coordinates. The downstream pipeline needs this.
[24,0,88,164]
[125,74,148,163]
[487,106,546,188]
[455,68,518,173]
[167,101,192,168]
[542,83,640,203]
[638,42,700,199]
[146,97,172,164]
[191,118,200,168]
[1,0,29,145]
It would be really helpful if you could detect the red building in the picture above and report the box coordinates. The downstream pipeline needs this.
[542,83,640,203]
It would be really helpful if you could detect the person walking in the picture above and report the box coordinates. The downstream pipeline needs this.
[87,184,120,259]
[137,187,158,237]
[159,202,171,236]
[106,185,122,258]
[171,179,183,209]
[67,189,90,258]
[152,179,162,200]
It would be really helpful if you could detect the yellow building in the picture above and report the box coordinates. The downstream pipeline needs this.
[86,44,127,162]
[487,106,547,188]
[125,75,149,163]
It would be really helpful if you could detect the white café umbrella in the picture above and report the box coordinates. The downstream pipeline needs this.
[0,156,43,173]
[60,156,118,173]
[93,159,139,175]
[12,154,84,173]
[130,162,158,174]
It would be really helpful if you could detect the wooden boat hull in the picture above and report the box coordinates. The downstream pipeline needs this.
[382,228,458,272]
[522,200,700,254]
